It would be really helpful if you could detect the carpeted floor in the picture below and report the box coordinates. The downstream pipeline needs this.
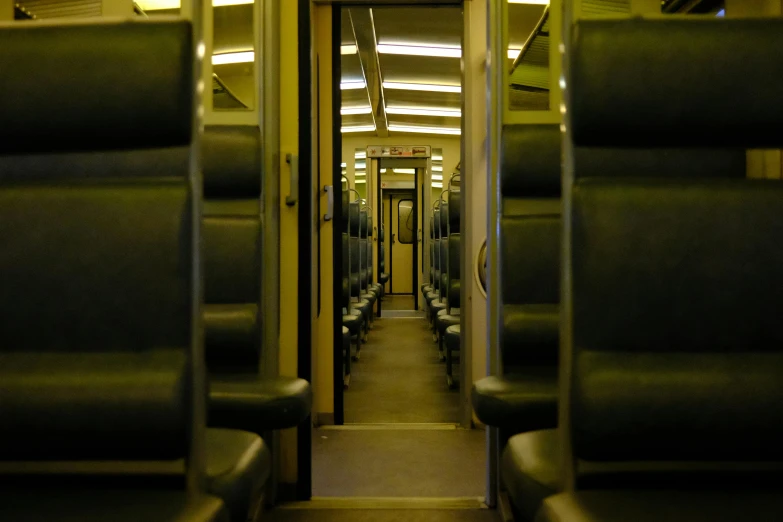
[344,316,459,423]
[266,509,498,522]
[312,428,486,497]
[381,294,416,310]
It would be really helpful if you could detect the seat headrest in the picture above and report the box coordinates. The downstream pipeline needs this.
[448,190,461,232]
[0,19,192,155]
[203,126,261,199]
[439,202,449,234]
[501,124,561,198]
[569,18,783,148]
[348,201,361,236]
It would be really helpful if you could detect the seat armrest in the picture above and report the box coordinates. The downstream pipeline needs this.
[209,376,312,432]
[471,372,557,435]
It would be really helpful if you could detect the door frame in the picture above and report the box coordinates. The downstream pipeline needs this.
[313,0,483,504]
[383,188,418,299]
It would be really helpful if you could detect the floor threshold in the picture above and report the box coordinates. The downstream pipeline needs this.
[318,423,460,431]
[279,497,488,510]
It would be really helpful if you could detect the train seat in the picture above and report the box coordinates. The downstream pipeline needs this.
[0,18,228,520]
[202,125,312,437]
[342,326,352,384]
[205,429,270,522]
[0,490,227,522]
[471,124,562,443]
[444,325,461,388]
[527,17,782,522]
[436,227,462,369]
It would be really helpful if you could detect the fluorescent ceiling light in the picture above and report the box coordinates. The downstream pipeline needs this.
[381,168,387,173]
[212,51,254,65]
[213,0,252,5]
[341,106,372,115]
[377,43,461,58]
[508,49,522,59]
[341,44,357,55]
[341,125,376,133]
[383,81,461,93]
[508,0,549,4]
[340,163,347,167]
[355,152,367,159]
[355,162,366,169]
[355,179,366,184]
[386,106,461,118]
[432,155,443,161]
[389,124,461,135]
[433,174,443,180]
[433,166,443,172]
[341,81,366,90]
[433,182,443,188]
[394,169,416,174]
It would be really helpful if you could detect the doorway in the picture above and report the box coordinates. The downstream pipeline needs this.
[383,190,416,310]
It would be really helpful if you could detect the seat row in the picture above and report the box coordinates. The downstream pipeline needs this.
[472,16,783,522]
[341,182,383,387]
[422,178,462,388]
[0,19,309,521]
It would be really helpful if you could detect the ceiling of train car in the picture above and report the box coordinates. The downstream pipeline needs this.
[14,0,547,135]
[341,3,546,137]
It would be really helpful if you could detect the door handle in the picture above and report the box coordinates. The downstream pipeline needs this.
[285,153,298,207]
[323,185,334,221]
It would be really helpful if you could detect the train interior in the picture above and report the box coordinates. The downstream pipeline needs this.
[3,0,783,521]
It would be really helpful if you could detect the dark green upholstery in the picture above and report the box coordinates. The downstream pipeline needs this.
[202,126,311,444]
[535,17,783,522]
[0,19,227,521]
[472,125,563,445]
[568,18,783,149]
[0,491,228,522]
[571,179,783,462]
[537,492,783,522]
[0,20,192,155]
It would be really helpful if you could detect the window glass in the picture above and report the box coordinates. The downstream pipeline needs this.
[398,200,414,244]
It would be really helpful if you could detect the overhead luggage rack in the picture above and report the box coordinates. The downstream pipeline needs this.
[212,74,250,110]
[509,6,550,111]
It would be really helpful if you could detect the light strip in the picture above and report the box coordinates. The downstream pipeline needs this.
[433,182,443,188]
[386,106,461,118]
[432,175,443,180]
[432,155,443,161]
[383,81,461,93]
[508,49,522,59]
[340,163,347,167]
[341,125,376,133]
[341,106,372,115]
[355,162,366,169]
[508,0,549,4]
[212,51,254,65]
[341,44,357,55]
[340,81,366,90]
[377,43,461,58]
[355,152,367,159]
[389,124,461,135]
[394,169,416,174]
[433,166,443,172]
[355,179,367,184]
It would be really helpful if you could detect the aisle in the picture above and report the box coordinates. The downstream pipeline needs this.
[344,315,459,423]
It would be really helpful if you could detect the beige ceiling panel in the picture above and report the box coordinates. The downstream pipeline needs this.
[383,90,461,108]
[213,4,253,54]
[508,4,546,49]
[341,55,365,83]
[372,7,463,47]
[341,114,376,127]
[378,54,461,85]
